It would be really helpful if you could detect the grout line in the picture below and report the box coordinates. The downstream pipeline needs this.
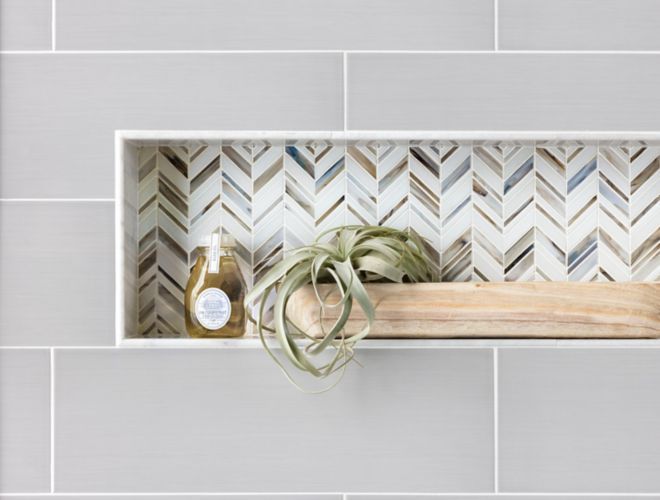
[343,135,349,227]
[493,348,499,493]
[0,495,344,498]
[343,52,348,132]
[0,198,115,202]
[533,145,538,280]
[438,143,444,278]
[494,0,499,51]
[596,147,600,280]
[50,348,55,493]
[3,493,660,497]
[51,0,56,50]
[626,148,633,281]
[470,146,475,279]
[344,495,660,498]
[3,49,660,55]
[0,49,345,55]
[407,143,412,234]
[564,149,569,278]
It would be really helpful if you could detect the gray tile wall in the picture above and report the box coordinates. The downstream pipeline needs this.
[0,201,115,346]
[0,498,341,500]
[499,349,660,492]
[55,0,495,51]
[55,349,493,492]
[0,0,51,50]
[0,53,343,198]
[1,0,660,495]
[348,497,660,500]
[347,54,660,131]
[0,350,51,492]
[499,0,660,51]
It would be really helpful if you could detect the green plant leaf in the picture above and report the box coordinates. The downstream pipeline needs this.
[245,225,436,391]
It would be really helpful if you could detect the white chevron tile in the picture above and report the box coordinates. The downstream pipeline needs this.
[285,141,345,247]
[598,143,631,281]
[346,142,378,226]
[440,144,473,282]
[252,142,284,282]
[630,145,660,281]
[410,141,442,275]
[473,143,534,282]
[377,142,409,229]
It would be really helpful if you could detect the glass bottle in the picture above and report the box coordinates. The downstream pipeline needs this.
[184,233,246,338]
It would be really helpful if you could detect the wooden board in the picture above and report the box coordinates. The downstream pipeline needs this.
[287,282,660,339]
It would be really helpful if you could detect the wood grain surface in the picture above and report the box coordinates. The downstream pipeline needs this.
[287,282,660,338]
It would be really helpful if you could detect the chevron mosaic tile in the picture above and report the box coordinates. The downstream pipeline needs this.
[130,139,659,338]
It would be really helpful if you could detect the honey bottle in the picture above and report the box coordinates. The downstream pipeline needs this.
[184,233,246,338]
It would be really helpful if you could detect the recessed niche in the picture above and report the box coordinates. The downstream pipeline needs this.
[116,132,660,345]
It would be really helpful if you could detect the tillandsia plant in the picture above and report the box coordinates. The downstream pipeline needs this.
[244,225,437,391]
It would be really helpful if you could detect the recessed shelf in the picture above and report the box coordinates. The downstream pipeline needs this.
[118,337,660,348]
[116,131,660,345]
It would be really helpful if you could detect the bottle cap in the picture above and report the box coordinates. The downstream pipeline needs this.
[221,234,236,248]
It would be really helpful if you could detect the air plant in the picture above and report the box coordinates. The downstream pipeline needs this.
[245,225,436,391]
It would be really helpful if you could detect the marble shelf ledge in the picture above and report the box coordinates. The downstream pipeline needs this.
[118,337,660,348]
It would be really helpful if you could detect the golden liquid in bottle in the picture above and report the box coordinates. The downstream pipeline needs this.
[184,243,246,338]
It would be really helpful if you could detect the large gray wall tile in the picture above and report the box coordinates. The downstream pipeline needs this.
[0,0,51,50]
[499,349,660,492]
[56,0,493,51]
[347,54,660,131]
[499,0,660,51]
[0,202,114,346]
[348,497,660,500]
[3,497,339,500]
[0,54,343,198]
[0,349,50,492]
[55,349,494,492]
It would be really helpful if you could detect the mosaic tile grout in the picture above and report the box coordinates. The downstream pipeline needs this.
[343,52,348,132]
[532,151,538,280]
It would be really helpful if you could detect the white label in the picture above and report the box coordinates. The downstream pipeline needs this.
[208,233,220,274]
[194,288,231,330]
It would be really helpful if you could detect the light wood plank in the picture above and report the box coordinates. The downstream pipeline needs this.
[288,282,660,338]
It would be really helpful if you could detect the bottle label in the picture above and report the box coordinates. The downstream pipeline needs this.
[194,288,231,330]
[208,233,220,274]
